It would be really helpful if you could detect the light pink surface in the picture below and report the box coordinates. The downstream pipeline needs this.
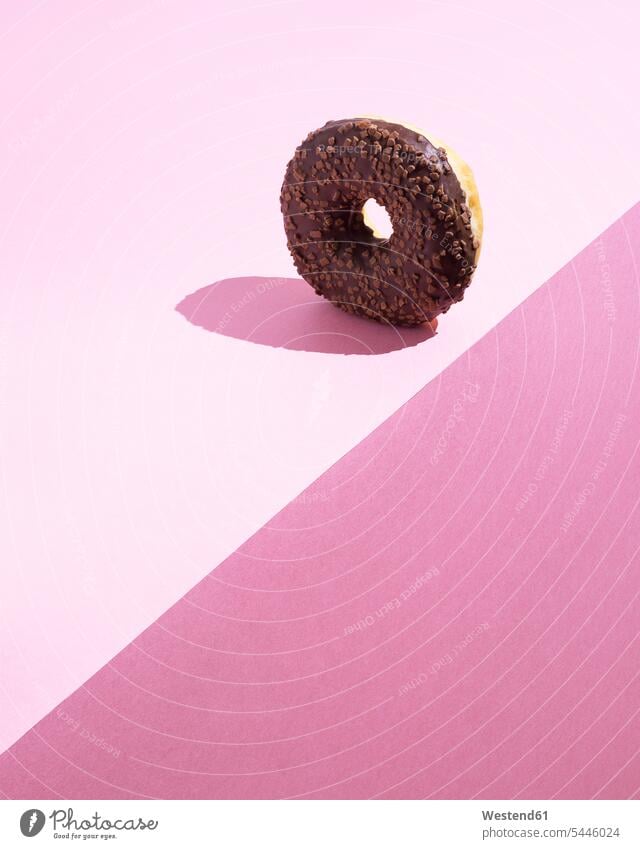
[2,0,640,759]
[2,206,639,799]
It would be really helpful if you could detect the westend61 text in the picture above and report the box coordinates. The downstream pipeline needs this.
[482,809,548,821]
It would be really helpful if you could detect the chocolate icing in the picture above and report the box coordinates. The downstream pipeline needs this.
[280,118,479,326]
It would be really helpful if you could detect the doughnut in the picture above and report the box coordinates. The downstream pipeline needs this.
[280,117,482,327]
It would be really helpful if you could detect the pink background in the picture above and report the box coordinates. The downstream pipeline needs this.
[1,0,640,797]
[2,207,640,798]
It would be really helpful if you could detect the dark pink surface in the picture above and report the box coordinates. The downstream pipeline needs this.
[176,277,437,354]
[2,207,640,799]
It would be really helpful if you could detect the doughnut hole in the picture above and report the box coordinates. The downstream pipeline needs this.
[362,198,393,240]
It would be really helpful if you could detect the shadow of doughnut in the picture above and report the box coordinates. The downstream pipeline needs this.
[176,277,437,355]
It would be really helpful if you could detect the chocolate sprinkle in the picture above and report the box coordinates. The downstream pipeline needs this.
[280,117,478,326]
